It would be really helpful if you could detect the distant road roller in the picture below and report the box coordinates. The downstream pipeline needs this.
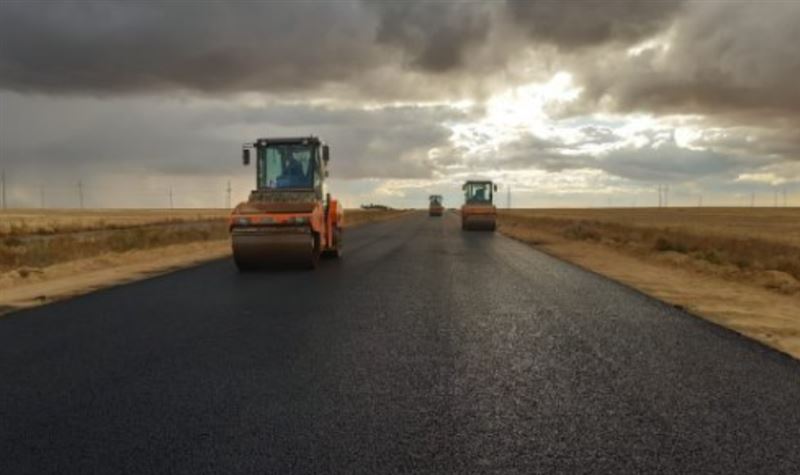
[429,195,444,216]
[461,180,498,231]
[230,136,343,270]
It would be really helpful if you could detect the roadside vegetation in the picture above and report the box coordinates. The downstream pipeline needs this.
[499,208,800,295]
[1,210,228,273]
[0,208,410,288]
[0,209,229,236]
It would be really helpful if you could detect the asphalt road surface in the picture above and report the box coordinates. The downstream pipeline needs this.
[2,212,799,474]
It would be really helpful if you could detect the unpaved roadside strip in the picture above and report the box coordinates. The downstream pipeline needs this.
[499,226,800,360]
[0,241,231,316]
[0,210,414,316]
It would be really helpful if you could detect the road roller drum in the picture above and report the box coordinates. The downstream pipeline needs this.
[462,213,496,231]
[232,227,317,269]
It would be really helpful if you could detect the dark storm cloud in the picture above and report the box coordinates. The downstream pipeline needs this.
[3,0,800,197]
[598,143,743,183]
[0,92,461,180]
[367,0,494,72]
[0,0,506,96]
[498,134,595,172]
[573,1,800,119]
[506,0,684,49]
[0,0,685,96]
[2,0,796,124]
[0,0,379,94]
[474,126,777,185]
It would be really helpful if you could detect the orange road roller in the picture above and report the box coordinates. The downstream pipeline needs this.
[230,136,343,270]
[461,180,498,231]
[429,194,444,216]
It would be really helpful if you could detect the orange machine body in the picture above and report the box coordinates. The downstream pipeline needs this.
[230,200,343,252]
[229,136,343,269]
[428,194,444,217]
[460,203,496,230]
[461,180,498,231]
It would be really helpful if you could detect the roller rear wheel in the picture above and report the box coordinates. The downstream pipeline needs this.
[322,227,342,259]
[308,233,321,269]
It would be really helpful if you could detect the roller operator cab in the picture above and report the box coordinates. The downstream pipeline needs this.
[429,195,444,217]
[230,136,343,270]
[461,181,498,231]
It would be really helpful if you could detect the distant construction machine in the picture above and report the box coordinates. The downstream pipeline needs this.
[230,136,343,270]
[429,194,444,217]
[461,180,498,231]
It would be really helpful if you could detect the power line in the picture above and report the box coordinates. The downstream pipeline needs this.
[656,184,670,208]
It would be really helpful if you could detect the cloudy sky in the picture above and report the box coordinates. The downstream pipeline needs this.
[1,0,798,209]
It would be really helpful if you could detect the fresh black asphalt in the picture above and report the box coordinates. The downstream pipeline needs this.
[2,212,799,474]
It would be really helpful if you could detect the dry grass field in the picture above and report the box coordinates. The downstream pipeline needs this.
[0,208,408,238]
[0,209,230,236]
[500,208,800,293]
[0,208,410,313]
[499,208,800,358]
[501,207,800,245]
[1,210,230,274]
[0,208,409,273]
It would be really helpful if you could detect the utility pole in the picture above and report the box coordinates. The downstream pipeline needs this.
[784,187,788,207]
[226,180,232,209]
[750,191,755,208]
[77,180,84,209]
[506,185,511,209]
[658,184,670,207]
[169,187,174,209]
[40,185,45,209]
[1,169,6,210]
